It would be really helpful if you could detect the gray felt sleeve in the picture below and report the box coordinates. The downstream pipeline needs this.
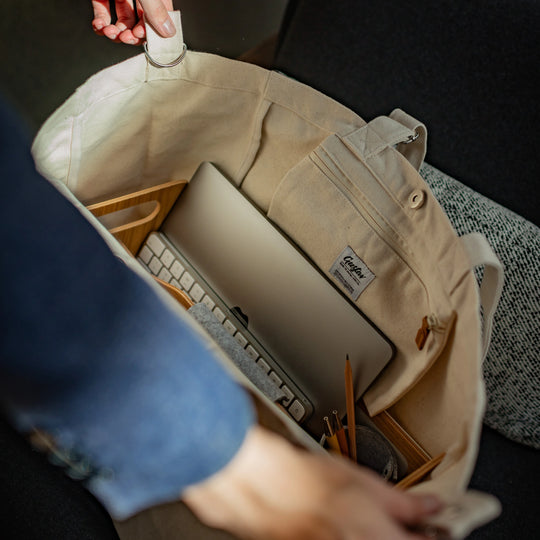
[188,302,285,404]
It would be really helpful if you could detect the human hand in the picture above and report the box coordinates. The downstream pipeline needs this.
[92,0,175,45]
[183,425,443,540]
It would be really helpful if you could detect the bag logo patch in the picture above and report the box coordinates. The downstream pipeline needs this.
[329,246,375,301]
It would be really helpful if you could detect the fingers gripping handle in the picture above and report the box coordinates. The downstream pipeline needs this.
[144,11,186,68]
[460,233,504,361]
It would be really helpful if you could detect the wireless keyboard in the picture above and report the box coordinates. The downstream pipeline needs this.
[137,232,312,423]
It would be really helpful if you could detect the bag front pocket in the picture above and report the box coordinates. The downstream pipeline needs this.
[267,135,456,412]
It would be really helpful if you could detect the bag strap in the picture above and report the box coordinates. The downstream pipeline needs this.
[144,10,186,68]
[459,233,504,361]
[343,110,427,171]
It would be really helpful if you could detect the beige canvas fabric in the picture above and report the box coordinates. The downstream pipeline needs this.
[32,11,504,538]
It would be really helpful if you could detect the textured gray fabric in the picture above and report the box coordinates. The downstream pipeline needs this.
[188,303,285,404]
[420,163,540,448]
[353,425,400,481]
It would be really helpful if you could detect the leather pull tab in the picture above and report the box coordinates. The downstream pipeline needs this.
[144,11,186,68]
[415,316,430,350]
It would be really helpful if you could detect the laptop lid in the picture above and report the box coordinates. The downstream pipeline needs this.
[162,162,394,435]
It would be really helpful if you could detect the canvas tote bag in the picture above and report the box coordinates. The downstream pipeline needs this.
[32,12,504,539]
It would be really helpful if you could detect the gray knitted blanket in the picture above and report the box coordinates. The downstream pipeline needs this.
[421,163,539,448]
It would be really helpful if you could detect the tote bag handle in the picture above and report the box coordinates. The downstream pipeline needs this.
[460,233,504,361]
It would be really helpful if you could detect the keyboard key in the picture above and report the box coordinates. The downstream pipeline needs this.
[234,332,248,348]
[190,283,205,302]
[288,400,306,422]
[161,249,175,268]
[256,358,271,374]
[245,345,259,361]
[139,245,153,264]
[170,260,185,280]
[148,256,163,275]
[213,307,226,323]
[223,319,237,336]
[147,234,165,257]
[201,295,215,311]
[171,279,182,290]
[268,371,283,388]
[180,271,195,291]
[157,267,172,283]
[281,385,294,407]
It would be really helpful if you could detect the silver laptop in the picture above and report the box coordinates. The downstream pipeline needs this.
[161,162,394,435]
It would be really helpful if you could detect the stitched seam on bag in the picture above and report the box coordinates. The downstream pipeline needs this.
[317,144,414,258]
[266,80,366,134]
[142,93,155,189]
[256,98,356,139]
[308,152,432,308]
[76,77,263,114]
[331,142,443,295]
[339,133,408,212]
[77,83,148,110]
[158,73,264,96]
[64,116,76,191]
[342,123,412,160]
[356,127,388,158]
[311,147,453,318]
[235,72,274,181]
[315,150,407,260]
[150,68,362,150]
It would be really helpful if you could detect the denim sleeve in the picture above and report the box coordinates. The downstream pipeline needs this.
[0,100,255,519]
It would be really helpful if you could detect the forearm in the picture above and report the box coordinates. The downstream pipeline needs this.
[0,98,254,519]
[2,315,255,519]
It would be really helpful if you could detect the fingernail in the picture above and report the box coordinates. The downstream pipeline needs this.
[161,18,176,37]
[133,26,145,39]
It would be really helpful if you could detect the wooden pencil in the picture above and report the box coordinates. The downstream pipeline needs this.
[395,453,446,490]
[332,410,349,457]
[324,416,342,455]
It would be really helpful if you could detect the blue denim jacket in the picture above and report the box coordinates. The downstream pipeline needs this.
[0,100,254,519]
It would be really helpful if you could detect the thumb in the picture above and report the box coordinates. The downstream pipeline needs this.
[387,492,443,525]
[139,0,176,37]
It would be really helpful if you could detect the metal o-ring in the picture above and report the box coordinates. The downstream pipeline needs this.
[143,42,187,68]
[403,130,420,144]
